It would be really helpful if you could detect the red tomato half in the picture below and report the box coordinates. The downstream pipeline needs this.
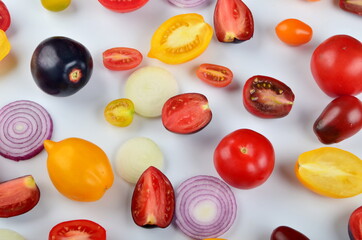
[196,63,233,87]
[48,219,106,240]
[103,47,143,71]
[349,206,362,240]
[98,0,149,13]
[214,129,275,189]
[0,1,11,31]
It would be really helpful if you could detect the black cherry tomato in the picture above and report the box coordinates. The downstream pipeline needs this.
[196,63,233,87]
[271,226,310,240]
[0,1,11,31]
[349,206,362,240]
[103,47,143,71]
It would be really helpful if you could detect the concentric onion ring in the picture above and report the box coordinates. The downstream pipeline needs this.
[0,100,53,161]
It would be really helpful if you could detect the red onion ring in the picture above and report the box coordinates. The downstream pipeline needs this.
[175,175,237,239]
[0,100,53,161]
[168,0,209,8]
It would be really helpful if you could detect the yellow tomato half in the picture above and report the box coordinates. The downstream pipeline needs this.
[0,30,10,61]
[148,13,213,64]
[41,0,71,12]
[44,138,114,202]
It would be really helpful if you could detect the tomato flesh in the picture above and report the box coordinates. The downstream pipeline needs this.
[349,206,362,240]
[339,0,362,16]
[98,0,149,13]
[103,47,143,71]
[271,226,310,240]
[104,98,135,127]
[196,63,233,87]
[0,1,10,31]
[275,18,313,46]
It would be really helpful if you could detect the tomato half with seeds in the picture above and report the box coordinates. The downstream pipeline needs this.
[103,47,143,71]
[196,63,233,87]
[0,1,10,32]
[98,0,149,13]
[243,75,295,118]
[48,219,106,240]
[349,206,362,240]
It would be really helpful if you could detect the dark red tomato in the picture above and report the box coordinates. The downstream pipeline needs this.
[131,166,175,228]
[214,129,275,189]
[0,1,11,31]
[48,219,106,240]
[243,75,295,118]
[349,206,362,240]
[313,95,362,144]
[103,47,143,71]
[339,0,362,16]
[161,93,212,134]
[98,0,149,13]
[196,63,233,87]
[271,226,310,240]
[310,35,362,97]
[214,0,254,43]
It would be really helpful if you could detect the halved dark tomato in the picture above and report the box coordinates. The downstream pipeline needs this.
[196,63,233,87]
[103,47,143,71]
[349,206,362,240]
[98,0,149,13]
[0,1,11,31]
[48,219,106,240]
[243,75,295,118]
[214,0,254,43]
[131,166,175,228]
[271,226,310,240]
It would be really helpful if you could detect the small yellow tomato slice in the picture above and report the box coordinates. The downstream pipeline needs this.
[148,13,213,64]
[41,0,71,12]
[295,147,362,198]
[104,98,135,127]
[0,30,10,61]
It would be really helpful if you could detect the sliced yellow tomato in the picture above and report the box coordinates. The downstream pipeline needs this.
[148,13,213,64]
[104,98,135,127]
[295,147,362,198]
[0,30,10,61]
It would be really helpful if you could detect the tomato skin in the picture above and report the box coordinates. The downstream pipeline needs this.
[313,95,362,144]
[103,47,143,71]
[196,63,233,87]
[275,19,313,46]
[98,0,149,13]
[0,1,10,31]
[271,226,310,240]
[339,0,362,16]
[214,129,275,189]
[41,0,71,12]
[48,219,106,240]
[310,35,362,97]
[349,206,362,240]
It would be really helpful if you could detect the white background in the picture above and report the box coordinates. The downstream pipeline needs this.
[0,0,361,239]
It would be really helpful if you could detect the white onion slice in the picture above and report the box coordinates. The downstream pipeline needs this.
[168,0,209,8]
[175,175,237,239]
[0,100,53,161]
[0,229,25,240]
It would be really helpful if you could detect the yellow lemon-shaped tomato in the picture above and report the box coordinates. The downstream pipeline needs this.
[41,0,71,12]
[44,138,114,202]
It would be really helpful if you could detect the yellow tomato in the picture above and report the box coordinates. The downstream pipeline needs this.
[44,138,114,202]
[148,13,213,64]
[0,30,10,61]
[104,98,135,127]
[41,0,71,12]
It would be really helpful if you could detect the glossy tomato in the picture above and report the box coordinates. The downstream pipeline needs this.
[196,63,233,87]
[349,206,362,240]
[98,0,149,13]
[214,129,275,189]
[48,219,106,240]
[310,35,362,97]
[0,1,10,31]
[271,226,310,240]
[275,18,313,46]
[131,166,175,228]
[214,0,254,43]
[313,95,362,144]
[243,75,295,118]
[103,47,143,71]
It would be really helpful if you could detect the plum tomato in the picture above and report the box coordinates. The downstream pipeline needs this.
[275,18,313,46]
[41,0,71,12]
[162,93,212,134]
[243,75,295,118]
[339,0,362,16]
[131,166,175,228]
[196,63,233,87]
[271,226,310,240]
[214,129,275,189]
[310,34,362,97]
[103,47,142,71]
[313,95,362,144]
[104,98,135,127]
[214,0,254,43]
[98,0,149,12]
[349,206,362,240]
[0,1,10,31]
[48,219,106,240]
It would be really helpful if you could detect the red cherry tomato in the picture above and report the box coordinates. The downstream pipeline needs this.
[214,129,275,189]
[48,219,106,240]
[242,75,295,118]
[275,18,313,46]
[0,1,11,31]
[271,226,310,240]
[98,0,149,13]
[310,35,362,97]
[349,206,362,240]
[196,63,233,87]
[102,47,143,71]
[131,166,175,228]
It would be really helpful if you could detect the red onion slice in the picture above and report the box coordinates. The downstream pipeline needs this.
[175,175,237,239]
[168,0,209,8]
[0,100,53,161]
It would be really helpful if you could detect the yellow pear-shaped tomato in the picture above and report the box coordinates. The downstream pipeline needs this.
[44,138,114,202]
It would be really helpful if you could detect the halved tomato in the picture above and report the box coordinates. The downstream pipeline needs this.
[196,63,233,87]
[48,219,106,240]
[98,0,149,12]
[103,47,143,71]
[349,206,362,240]
[0,1,11,31]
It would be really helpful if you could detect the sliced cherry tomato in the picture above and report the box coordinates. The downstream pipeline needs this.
[48,219,106,240]
[0,1,10,31]
[242,75,295,118]
[196,63,233,87]
[131,166,175,228]
[103,47,143,71]
[339,0,362,16]
[275,18,313,46]
[214,0,254,43]
[0,29,11,61]
[148,13,213,64]
[271,226,310,240]
[104,98,135,127]
[98,0,149,13]
[349,206,362,240]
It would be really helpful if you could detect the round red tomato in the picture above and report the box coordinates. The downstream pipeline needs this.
[48,219,106,240]
[214,129,275,189]
[98,0,149,13]
[0,1,11,31]
[310,35,362,97]
[196,63,233,87]
[349,206,362,240]
[102,47,143,71]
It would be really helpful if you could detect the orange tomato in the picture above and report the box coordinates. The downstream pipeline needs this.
[275,18,313,46]
[44,138,114,202]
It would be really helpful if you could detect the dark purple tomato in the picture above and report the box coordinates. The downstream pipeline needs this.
[271,226,310,240]
[348,206,362,240]
[31,36,93,97]
[313,95,362,144]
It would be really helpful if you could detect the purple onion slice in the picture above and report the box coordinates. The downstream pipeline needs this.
[175,175,237,239]
[0,100,53,161]
[168,0,209,8]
